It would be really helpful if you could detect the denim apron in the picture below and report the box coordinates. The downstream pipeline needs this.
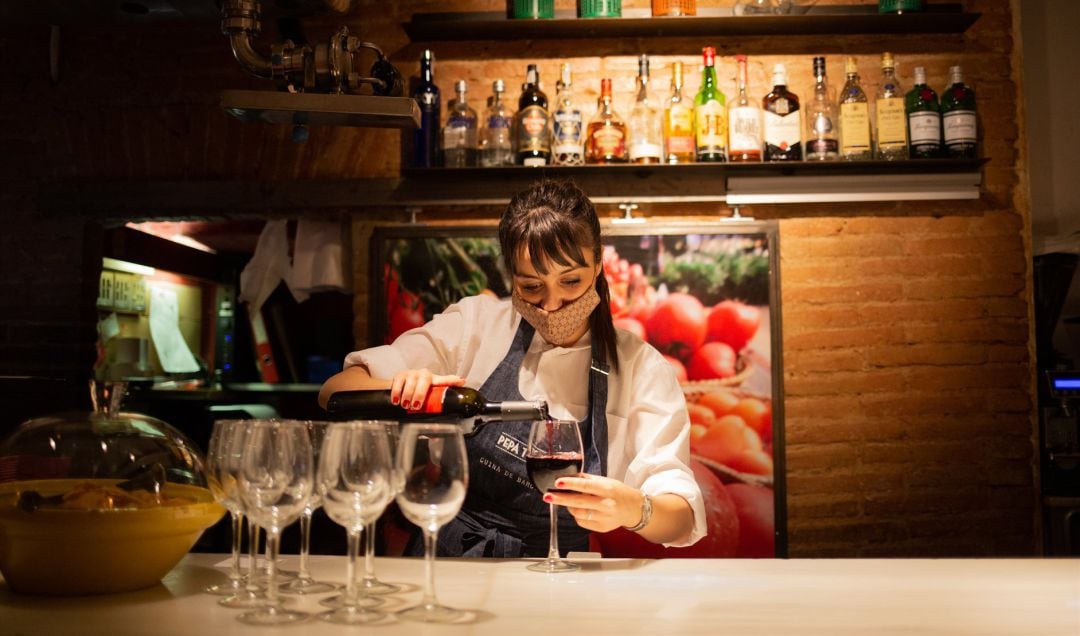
[420,319,609,558]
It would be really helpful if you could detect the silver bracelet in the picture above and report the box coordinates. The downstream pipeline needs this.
[624,493,653,533]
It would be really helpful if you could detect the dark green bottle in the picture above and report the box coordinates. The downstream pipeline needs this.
[905,66,942,159]
[941,65,977,159]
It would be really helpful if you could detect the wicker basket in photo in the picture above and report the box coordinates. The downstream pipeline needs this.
[679,354,754,403]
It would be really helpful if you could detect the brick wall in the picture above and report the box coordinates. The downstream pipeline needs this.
[0,0,1037,555]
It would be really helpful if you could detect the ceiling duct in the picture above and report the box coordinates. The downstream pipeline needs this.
[219,0,418,132]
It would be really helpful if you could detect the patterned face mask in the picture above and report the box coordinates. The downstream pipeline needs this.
[511,284,600,346]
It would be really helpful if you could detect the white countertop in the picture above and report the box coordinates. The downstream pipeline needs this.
[2,553,1078,635]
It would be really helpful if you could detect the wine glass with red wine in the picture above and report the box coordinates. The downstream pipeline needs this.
[525,419,584,573]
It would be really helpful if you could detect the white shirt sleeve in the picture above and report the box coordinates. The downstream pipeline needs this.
[608,332,707,548]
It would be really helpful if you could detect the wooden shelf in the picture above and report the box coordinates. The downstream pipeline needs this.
[403,4,979,42]
[221,90,420,129]
[42,160,985,217]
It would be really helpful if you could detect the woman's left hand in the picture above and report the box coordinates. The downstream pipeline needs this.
[543,474,646,533]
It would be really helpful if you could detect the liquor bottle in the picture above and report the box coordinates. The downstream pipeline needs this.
[838,56,872,161]
[694,46,727,162]
[874,52,908,160]
[762,62,801,161]
[325,387,549,437]
[941,65,977,159]
[442,80,478,168]
[480,79,514,167]
[905,66,942,159]
[663,61,695,164]
[727,54,763,162]
[411,49,440,168]
[585,78,628,164]
[628,55,664,164]
[805,56,838,161]
[514,64,552,166]
[552,63,585,166]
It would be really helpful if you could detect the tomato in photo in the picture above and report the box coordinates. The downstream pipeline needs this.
[687,342,737,381]
[706,300,762,353]
[645,293,707,361]
[726,483,775,558]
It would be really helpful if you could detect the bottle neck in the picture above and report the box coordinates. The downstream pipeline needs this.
[421,62,434,84]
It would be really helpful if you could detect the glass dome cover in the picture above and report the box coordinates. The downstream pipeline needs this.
[0,381,209,496]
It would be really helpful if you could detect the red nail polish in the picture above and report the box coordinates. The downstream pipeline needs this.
[543,494,552,503]
[555,480,564,488]
[391,396,399,405]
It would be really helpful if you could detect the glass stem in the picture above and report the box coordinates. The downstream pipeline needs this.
[547,503,560,563]
[245,520,260,593]
[421,528,438,609]
[363,520,377,584]
[298,509,313,580]
[228,511,243,581]
[345,527,361,606]
[265,529,280,609]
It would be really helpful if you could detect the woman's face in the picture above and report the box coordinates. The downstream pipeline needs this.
[513,246,599,312]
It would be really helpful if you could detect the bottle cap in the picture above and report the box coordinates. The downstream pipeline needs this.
[560,62,572,86]
[702,46,716,65]
[949,65,964,83]
[493,79,505,93]
[421,49,434,62]
[881,52,895,69]
[600,78,612,96]
[913,66,926,84]
[845,57,858,75]
[638,54,650,78]
[455,79,467,93]
[813,56,826,75]
[735,53,747,63]
[772,63,788,86]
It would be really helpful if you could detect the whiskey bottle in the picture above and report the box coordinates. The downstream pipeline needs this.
[763,62,801,161]
[727,54,762,162]
[628,55,664,164]
[838,56,872,161]
[905,66,942,159]
[663,61,695,164]
[442,80,478,168]
[694,46,727,162]
[325,387,549,437]
[411,49,440,168]
[514,64,552,166]
[480,80,513,167]
[585,78,628,164]
[805,56,838,161]
[941,65,977,159]
[874,52,908,160]
[552,63,585,166]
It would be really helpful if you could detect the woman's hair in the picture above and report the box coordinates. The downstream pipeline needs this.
[499,179,619,372]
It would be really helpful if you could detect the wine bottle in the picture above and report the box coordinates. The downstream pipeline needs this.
[325,387,549,436]
[941,65,977,159]
[411,49,440,168]
[905,66,942,159]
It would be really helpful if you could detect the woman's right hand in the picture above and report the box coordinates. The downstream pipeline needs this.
[390,369,465,411]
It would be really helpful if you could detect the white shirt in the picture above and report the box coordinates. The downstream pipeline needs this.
[345,294,706,547]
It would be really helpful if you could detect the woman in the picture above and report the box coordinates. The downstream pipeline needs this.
[319,179,705,557]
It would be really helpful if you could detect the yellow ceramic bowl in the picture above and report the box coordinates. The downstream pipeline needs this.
[0,479,224,596]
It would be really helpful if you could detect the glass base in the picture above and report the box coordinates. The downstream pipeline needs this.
[218,590,269,609]
[319,593,384,609]
[204,578,245,596]
[361,577,403,596]
[527,558,580,573]
[237,607,308,626]
[397,602,475,624]
[280,577,340,595]
[318,607,387,625]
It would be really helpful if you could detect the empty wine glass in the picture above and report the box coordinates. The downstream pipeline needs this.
[525,419,584,573]
[215,420,269,610]
[316,421,395,625]
[360,421,404,596]
[395,423,472,624]
[204,419,247,596]
[236,420,313,626]
[282,420,339,595]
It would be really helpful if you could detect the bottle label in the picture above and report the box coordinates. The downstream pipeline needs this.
[839,102,871,153]
[908,111,942,146]
[772,97,791,115]
[591,125,626,157]
[876,97,907,148]
[764,110,801,151]
[553,109,584,163]
[629,142,663,161]
[444,113,476,150]
[695,100,727,155]
[423,386,450,414]
[728,106,762,154]
[487,114,511,130]
[664,105,695,156]
[806,138,839,155]
[517,105,551,153]
[943,110,977,144]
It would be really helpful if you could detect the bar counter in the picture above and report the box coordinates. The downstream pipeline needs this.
[2,554,1077,635]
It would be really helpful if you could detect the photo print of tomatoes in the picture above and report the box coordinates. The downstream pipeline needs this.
[371,223,785,558]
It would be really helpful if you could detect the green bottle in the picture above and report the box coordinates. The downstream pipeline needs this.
[694,46,727,162]
[905,66,941,159]
[941,65,977,159]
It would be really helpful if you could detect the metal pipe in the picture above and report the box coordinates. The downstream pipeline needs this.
[227,32,273,79]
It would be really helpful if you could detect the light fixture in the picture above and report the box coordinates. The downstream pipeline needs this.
[725,172,981,205]
[611,202,646,224]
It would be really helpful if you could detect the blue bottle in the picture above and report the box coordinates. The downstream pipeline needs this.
[412,49,441,168]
